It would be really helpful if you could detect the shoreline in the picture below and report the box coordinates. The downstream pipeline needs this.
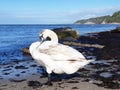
[0,58,119,90]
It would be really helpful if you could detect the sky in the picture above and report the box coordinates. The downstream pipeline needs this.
[0,0,120,24]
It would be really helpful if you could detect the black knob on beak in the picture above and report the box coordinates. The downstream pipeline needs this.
[39,34,43,41]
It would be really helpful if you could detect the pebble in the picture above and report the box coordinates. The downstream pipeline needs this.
[99,72,113,78]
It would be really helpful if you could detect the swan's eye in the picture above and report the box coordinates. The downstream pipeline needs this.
[46,36,51,41]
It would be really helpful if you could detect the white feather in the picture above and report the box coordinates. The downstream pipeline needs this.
[29,29,93,74]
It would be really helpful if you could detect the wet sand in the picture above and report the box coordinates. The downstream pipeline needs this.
[0,59,119,90]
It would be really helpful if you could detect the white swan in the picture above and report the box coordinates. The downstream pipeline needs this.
[29,29,93,85]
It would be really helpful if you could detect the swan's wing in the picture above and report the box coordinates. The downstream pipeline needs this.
[40,44,86,61]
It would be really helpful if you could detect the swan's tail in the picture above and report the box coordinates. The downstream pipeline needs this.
[80,58,95,64]
[76,59,94,69]
[86,59,95,64]
[83,59,94,66]
[82,59,95,70]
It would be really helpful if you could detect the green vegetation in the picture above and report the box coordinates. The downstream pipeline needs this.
[75,10,120,24]
[54,30,79,40]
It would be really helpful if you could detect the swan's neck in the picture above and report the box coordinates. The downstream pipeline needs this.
[51,35,58,45]
[49,32,58,45]
[29,42,40,55]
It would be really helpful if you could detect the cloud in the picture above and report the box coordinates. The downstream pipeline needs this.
[45,6,120,23]
[60,6,120,23]
[0,6,120,24]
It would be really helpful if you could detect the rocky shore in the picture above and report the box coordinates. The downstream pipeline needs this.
[79,26,120,60]
[52,27,79,41]
[0,27,120,90]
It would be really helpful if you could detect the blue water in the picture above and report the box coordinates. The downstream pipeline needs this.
[0,24,120,64]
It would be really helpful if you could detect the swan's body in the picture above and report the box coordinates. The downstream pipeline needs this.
[29,29,92,85]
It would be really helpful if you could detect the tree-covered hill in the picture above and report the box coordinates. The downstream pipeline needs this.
[75,10,120,24]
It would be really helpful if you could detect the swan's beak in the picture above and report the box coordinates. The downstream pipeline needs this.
[39,34,45,45]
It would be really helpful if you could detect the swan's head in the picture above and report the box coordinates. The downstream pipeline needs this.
[39,29,58,45]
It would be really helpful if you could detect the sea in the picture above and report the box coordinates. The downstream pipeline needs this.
[0,24,120,64]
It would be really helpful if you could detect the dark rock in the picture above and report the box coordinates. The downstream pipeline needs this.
[3,69,11,71]
[21,71,26,73]
[15,74,20,77]
[67,80,79,83]
[79,27,120,60]
[72,87,79,89]
[15,65,28,69]
[3,72,10,75]
[95,31,120,60]
[94,81,120,89]
[111,26,120,33]
[30,64,37,67]
[52,77,62,82]
[28,81,42,88]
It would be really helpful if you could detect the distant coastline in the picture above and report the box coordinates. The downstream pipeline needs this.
[75,10,120,24]
[75,22,120,25]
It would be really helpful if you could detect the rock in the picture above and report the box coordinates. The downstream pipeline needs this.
[111,26,120,33]
[96,28,120,60]
[3,68,12,71]
[30,64,37,67]
[99,72,113,78]
[79,27,120,60]
[63,37,77,41]
[67,80,79,83]
[21,71,26,73]
[52,27,79,41]
[63,41,104,49]
[72,87,79,89]
[15,65,28,69]
[9,78,26,82]
[3,72,10,75]
[28,81,42,88]
[53,27,72,31]
[22,48,30,55]
[15,74,20,77]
